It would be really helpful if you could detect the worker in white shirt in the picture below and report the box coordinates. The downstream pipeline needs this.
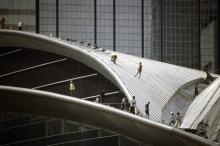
[17,22,23,30]
[129,96,136,114]
[69,80,75,96]
[169,112,175,126]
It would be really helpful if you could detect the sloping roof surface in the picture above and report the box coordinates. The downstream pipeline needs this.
[0,30,206,122]
[181,77,220,130]
[86,49,206,121]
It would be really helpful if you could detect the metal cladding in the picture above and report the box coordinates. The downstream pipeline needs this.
[181,77,220,129]
[181,77,220,140]
[0,30,206,122]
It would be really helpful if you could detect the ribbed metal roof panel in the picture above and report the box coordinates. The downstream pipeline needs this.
[181,77,220,129]
[0,30,206,122]
[77,45,206,122]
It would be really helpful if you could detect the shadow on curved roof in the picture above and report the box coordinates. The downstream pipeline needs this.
[0,85,216,146]
[0,30,206,121]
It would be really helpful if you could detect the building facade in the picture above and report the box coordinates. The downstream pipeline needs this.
[37,0,218,71]
[0,0,36,32]
[0,0,218,71]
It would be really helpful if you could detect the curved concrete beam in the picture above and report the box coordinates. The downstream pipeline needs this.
[0,86,216,146]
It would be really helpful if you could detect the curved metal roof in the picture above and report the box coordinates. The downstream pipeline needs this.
[181,78,220,138]
[0,30,206,122]
[181,77,220,128]
[0,85,216,146]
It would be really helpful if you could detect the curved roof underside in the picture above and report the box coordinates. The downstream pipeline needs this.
[0,30,206,122]
[0,86,216,146]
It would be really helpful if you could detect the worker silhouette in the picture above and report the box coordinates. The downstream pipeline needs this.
[69,81,75,96]
[134,62,142,78]
[111,55,117,64]
[145,102,150,119]
[193,83,199,97]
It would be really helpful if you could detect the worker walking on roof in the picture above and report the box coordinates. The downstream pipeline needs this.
[69,80,75,96]
[17,21,23,30]
[121,97,129,111]
[193,83,199,97]
[111,55,117,64]
[145,102,150,119]
[134,62,142,78]
[129,96,136,114]
[169,112,175,126]
[174,112,181,128]
[205,71,215,82]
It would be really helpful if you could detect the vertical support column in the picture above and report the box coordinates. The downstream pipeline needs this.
[160,0,163,61]
[113,0,116,51]
[198,0,201,69]
[141,0,144,57]
[56,0,59,38]
[36,0,39,34]
[94,0,97,46]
